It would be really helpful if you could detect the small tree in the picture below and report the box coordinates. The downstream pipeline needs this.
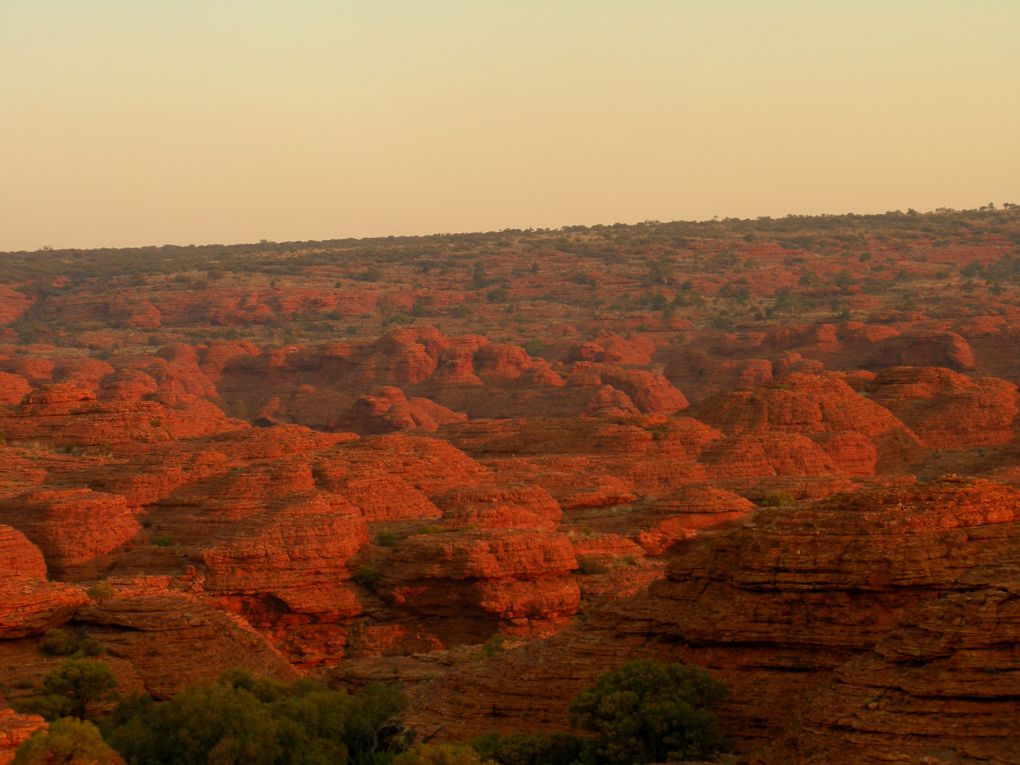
[13,718,122,765]
[31,659,118,720]
[568,659,727,764]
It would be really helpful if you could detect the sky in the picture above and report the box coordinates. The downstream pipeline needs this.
[1,1,1018,251]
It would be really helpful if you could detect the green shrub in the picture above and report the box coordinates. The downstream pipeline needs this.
[104,670,406,765]
[39,629,107,659]
[374,530,407,547]
[393,743,494,765]
[14,718,121,765]
[569,659,728,764]
[18,659,119,721]
[39,629,78,656]
[472,732,583,765]
[86,582,115,603]
[760,492,795,508]
[353,564,383,590]
[481,634,506,656]
[576,558,610,576]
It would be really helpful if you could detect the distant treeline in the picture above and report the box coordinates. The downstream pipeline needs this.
[1,206,1017,285]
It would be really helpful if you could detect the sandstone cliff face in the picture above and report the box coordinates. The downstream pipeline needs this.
[77,585,296,698]
[377,530,579,632]
[0,578,89,640]
[402,477,1020,764]
[0,700,45,765]
[867,331,976,371]
[0,524,47,580]
[334,387,467,434]
[635,484,755,554]
[142,460,369,620]
[760,583,1020,764]
[2,382,244,449]
[0,524,87,639]
[864,366,1019,449]
[0,372,30,405]
[663,348,774,404]
[695,373,923,470]
[315,434,491,521]
[436,486,563,531]
[0,490,140,576]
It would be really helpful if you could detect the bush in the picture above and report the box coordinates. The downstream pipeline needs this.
[480,634,505,656]
[86,582,115,603]
[39,629,105,659]
[472,732,583,765]
[760,492,795,508]
[374,530,407,547]
[393,743,494,765]
[576,558,610,576]
[14,718,121,765]
[569,659,728,764]
[39,629,79,656]
[353,564,383,590]
[104,670,406,765]
[18,659,118,721]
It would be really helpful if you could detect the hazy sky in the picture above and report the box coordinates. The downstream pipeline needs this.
[2,1,1018,251]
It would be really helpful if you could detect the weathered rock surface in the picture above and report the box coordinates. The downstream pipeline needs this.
[377,530,580,633]
[0,524,47,580]
[0,700,45,765]
[2,382,244,449]
[867,331,976,372]
[436,486,562,531]
[0,490,140,576]
[403,477,1020,763]
[0,526,87,638]
[78,585,296,698]
[759,583,1020,764]
[864,366,1019,449]
[695,373,923,470]
[335,387,466,434]
[0,372,30,405]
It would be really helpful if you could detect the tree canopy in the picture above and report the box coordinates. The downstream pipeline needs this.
[569,659,727,764]
[13,718,122,765]
[102,670,406,765]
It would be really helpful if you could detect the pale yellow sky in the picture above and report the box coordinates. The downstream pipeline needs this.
[1,1,1018,251]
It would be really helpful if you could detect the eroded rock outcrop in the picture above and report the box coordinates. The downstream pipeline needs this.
[864,366,1019,449]
[760,583,1020,764]
[78,585,296,698]
[0,490,140,576]
[377,530,580,636]
[695,373,923,470]
[0,699,45,765]
[403,477,1020,763]
[0,525,87,639]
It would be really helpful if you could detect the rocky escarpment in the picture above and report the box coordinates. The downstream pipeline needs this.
[376,530,580,640]
[862,366,1019,449]
[213,326,690,432]
[76,583,296,698]
[0,489,140,576]
[0,698,45,765]
[694,372,923,470]
[402,477,1020,764]
[762,583,1020,764]
[0,525,87,639]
